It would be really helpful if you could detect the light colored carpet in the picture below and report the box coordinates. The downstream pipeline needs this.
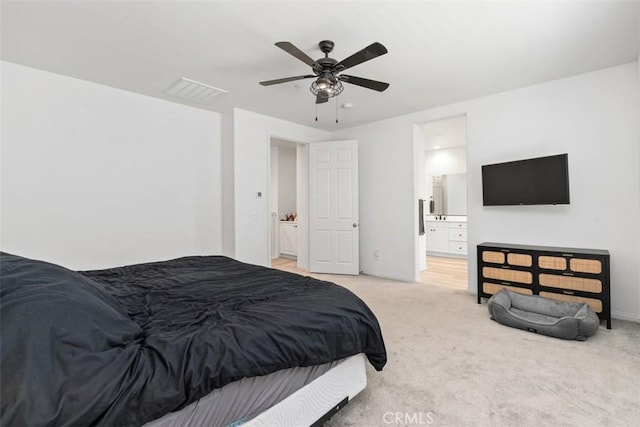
[274,261,640,427]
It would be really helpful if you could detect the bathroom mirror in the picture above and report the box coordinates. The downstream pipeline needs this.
[430,173,467,216]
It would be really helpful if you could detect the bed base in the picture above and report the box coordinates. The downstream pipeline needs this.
[310,396,349,427]
[145,354,366,427]
[245,353,366,426]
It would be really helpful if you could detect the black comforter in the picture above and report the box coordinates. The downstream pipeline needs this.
[0,253,386,426]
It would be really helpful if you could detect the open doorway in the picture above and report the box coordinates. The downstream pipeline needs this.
[269,138,360,276]
[417,115,468,290]
[269,138,299,269]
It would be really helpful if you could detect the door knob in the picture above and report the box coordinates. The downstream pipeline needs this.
[352,223,358,228]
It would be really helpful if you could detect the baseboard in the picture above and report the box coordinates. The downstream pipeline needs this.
[373,272,416,283]
[426,251,468,259]
[611,310,640,323]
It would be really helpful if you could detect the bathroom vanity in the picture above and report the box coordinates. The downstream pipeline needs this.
[425,216,467,257]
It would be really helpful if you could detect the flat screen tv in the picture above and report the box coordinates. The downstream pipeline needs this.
[482,154,570,206]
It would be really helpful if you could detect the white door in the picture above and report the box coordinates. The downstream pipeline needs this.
[434,227,449,252]
[309,140,359,274]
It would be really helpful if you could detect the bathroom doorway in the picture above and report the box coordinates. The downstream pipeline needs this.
[417,115,468,290]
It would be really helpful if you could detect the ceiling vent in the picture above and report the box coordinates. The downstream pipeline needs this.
[164,77,228,104]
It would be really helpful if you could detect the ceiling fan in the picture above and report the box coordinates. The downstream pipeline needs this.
[260,40,389,104]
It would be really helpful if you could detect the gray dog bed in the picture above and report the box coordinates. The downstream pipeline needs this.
[487,289,599,341]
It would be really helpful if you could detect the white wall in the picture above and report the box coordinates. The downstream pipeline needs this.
[277,146,297,219]
[1,62,222,270]
[466,63,639,321]
[296,143,310,270]
[425,146,467,176]
[333,62,640,320]
[424,146,468,217]
[230,108,329,267]
[333,119,418,281]
[414,125,427,271]
[268,146,279,257]
[221,110,235,258]
[637,16,640,322]
[269,146,279,217]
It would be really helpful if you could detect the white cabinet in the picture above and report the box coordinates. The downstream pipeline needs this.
[426,222,449,253]
[426,219,467,256]
[279,222,298,257]
[449,222,468,255]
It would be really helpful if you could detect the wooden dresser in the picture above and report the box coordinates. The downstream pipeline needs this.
[477,242,611,328]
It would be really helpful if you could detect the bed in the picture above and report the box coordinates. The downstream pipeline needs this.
[0,252,386,426]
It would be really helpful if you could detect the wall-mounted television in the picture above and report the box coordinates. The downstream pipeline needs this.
[482,154,570,206]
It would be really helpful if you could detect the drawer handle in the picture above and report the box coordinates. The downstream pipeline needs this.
[562,290,575,295]
[562,253,574,257]
[562,272,574,276]
[501,282,510,285]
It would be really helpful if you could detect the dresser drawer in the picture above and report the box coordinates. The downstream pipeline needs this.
[483,282,533,296]
[482,266,533,285]
[482,251,505,264]
[449,229,467,242]
[538,255,603,274]
[539,274,602,294]
[448,222,467,230]
[449,242,467,255]
[507,253,532,267]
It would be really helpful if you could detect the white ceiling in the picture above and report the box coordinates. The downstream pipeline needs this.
[2,1,638,131]
[422,115,467,151]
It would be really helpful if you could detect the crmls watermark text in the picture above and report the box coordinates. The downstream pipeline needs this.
[383,411,435,425]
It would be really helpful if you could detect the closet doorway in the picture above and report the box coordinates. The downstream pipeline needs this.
[269,138,301,268]
[417,115,468,290]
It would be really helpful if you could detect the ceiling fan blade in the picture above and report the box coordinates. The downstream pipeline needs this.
[334,42,388,72]
[260,75,315,86]
[316,93,329,104]
[339,74,389,92]
[275,42,320,71]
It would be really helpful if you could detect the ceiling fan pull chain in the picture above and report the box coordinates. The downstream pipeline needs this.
[315,103,318,122]
[335,97,339,124]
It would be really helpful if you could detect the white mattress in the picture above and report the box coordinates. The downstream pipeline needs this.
[246,353,367,426]
[144,353,367,427]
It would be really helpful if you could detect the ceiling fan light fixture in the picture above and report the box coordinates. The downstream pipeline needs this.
[261,40,388,109]
[310,79,344,99]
